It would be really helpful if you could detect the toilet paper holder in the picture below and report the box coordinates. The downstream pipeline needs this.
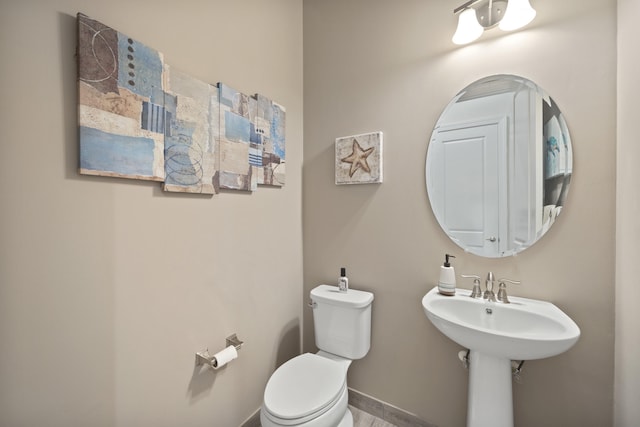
[196,334,243,369]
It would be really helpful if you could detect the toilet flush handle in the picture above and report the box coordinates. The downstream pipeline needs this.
[307,300,317,308]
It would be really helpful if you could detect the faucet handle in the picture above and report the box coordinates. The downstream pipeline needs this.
[496,278,521,304]
[461,275,482,298]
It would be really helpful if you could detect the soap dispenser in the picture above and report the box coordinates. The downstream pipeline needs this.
[438,254,456,296]
[338,267,349,292]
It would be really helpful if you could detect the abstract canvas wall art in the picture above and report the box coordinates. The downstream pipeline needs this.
[335,132,383,185]
[163,67,219,194]
[78,13,165,181]
[218,83,257,191]
[77,13,286,195]
[255,94,286,187]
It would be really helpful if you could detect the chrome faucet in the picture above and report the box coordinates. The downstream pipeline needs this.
[484,272,497,302]
[463,272,520,303]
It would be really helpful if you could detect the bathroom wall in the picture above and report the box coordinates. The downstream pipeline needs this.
[303,0,616,426]
[615,0,640,425]
[0,1,302,426]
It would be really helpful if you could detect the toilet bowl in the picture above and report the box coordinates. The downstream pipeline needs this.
[260,285,374,427]
[260,352,352,427]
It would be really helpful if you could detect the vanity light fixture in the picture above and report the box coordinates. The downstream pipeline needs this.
[452,8,484,45]
[499,0,537,31]
[452,0,536,45]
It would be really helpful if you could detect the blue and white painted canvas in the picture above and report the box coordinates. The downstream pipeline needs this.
[218,83,257,191]
[254,94,285,187]
[163,67,219,194]
[77,13,165,180]
[77,13,286,193]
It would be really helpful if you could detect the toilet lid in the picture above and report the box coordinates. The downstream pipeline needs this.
[263,353,347,420]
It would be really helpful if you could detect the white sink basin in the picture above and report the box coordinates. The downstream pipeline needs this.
[422,286,580,360]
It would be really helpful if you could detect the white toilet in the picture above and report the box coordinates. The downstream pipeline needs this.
[260,284,374,427]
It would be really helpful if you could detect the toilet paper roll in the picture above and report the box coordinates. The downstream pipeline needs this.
[212,345,238,369]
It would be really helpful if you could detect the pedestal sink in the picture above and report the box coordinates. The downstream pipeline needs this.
[422,286,580,427]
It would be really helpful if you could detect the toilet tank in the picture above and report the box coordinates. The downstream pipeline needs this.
[310,284,374,359]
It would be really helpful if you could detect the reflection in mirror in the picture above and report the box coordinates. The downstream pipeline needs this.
[426,75,573,258]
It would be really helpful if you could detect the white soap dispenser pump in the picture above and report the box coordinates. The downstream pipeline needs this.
[438,254,456,296]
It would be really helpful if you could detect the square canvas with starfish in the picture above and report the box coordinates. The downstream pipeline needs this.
[335,131,383,185]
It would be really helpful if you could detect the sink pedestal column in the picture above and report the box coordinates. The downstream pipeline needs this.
[467,351,513,427]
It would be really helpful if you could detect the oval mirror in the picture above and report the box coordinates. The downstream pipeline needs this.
[426,75,573,258]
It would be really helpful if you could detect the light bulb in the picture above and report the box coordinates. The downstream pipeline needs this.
[452,8,484,45]
[499,0,536,31]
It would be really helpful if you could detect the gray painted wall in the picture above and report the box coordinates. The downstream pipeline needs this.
[616,0,640,425]
[0,1,303,426]
[303,1,616,426]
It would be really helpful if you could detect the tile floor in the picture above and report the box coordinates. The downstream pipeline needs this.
[350,405,397,427]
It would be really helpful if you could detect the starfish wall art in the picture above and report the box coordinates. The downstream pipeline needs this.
[335,132,383,185]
